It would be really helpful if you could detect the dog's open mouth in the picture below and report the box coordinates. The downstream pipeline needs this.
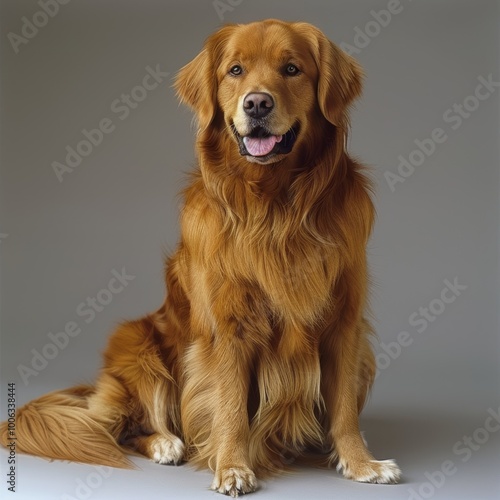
[232,124,299,161]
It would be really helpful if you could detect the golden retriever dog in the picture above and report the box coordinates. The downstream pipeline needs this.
[1,19,400,496]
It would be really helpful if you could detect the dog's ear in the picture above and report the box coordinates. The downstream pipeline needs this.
[175,48,215,129]
[175,25,236,130]
[295,23,363,126]
[317,40,363,126]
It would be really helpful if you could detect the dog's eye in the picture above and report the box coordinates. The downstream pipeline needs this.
[285,64,300,76]
[229,65,243,76]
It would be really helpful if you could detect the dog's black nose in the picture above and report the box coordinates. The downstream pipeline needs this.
[243,92,274,118]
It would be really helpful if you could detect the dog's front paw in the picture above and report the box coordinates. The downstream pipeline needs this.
[337,458,401,484]
[211,466,258,497]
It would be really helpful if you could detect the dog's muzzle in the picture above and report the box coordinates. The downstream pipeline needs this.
[232,123,299,161]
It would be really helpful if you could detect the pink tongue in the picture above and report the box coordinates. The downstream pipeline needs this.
[243,135,282,156]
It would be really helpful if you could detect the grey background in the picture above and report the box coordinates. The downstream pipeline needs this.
[0,0,499,499]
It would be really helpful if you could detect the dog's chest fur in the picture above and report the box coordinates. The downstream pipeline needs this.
[181,176,344,330]
[222,205,339,326]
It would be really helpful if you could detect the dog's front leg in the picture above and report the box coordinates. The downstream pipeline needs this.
[209,332,257,497]
[321,270,401,484]
[200,284,264,497]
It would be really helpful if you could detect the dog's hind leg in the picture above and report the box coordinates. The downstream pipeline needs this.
[121,375,185,465]
[96,316,185,466]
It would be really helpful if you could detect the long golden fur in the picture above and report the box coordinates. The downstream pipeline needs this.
[1,19,400,496]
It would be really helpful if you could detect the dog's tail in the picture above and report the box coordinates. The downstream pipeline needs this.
[0,384,132,468]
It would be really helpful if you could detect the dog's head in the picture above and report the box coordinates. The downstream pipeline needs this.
[175,20,362,165]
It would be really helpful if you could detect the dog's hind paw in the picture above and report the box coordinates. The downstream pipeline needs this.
[150,435,184,465]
